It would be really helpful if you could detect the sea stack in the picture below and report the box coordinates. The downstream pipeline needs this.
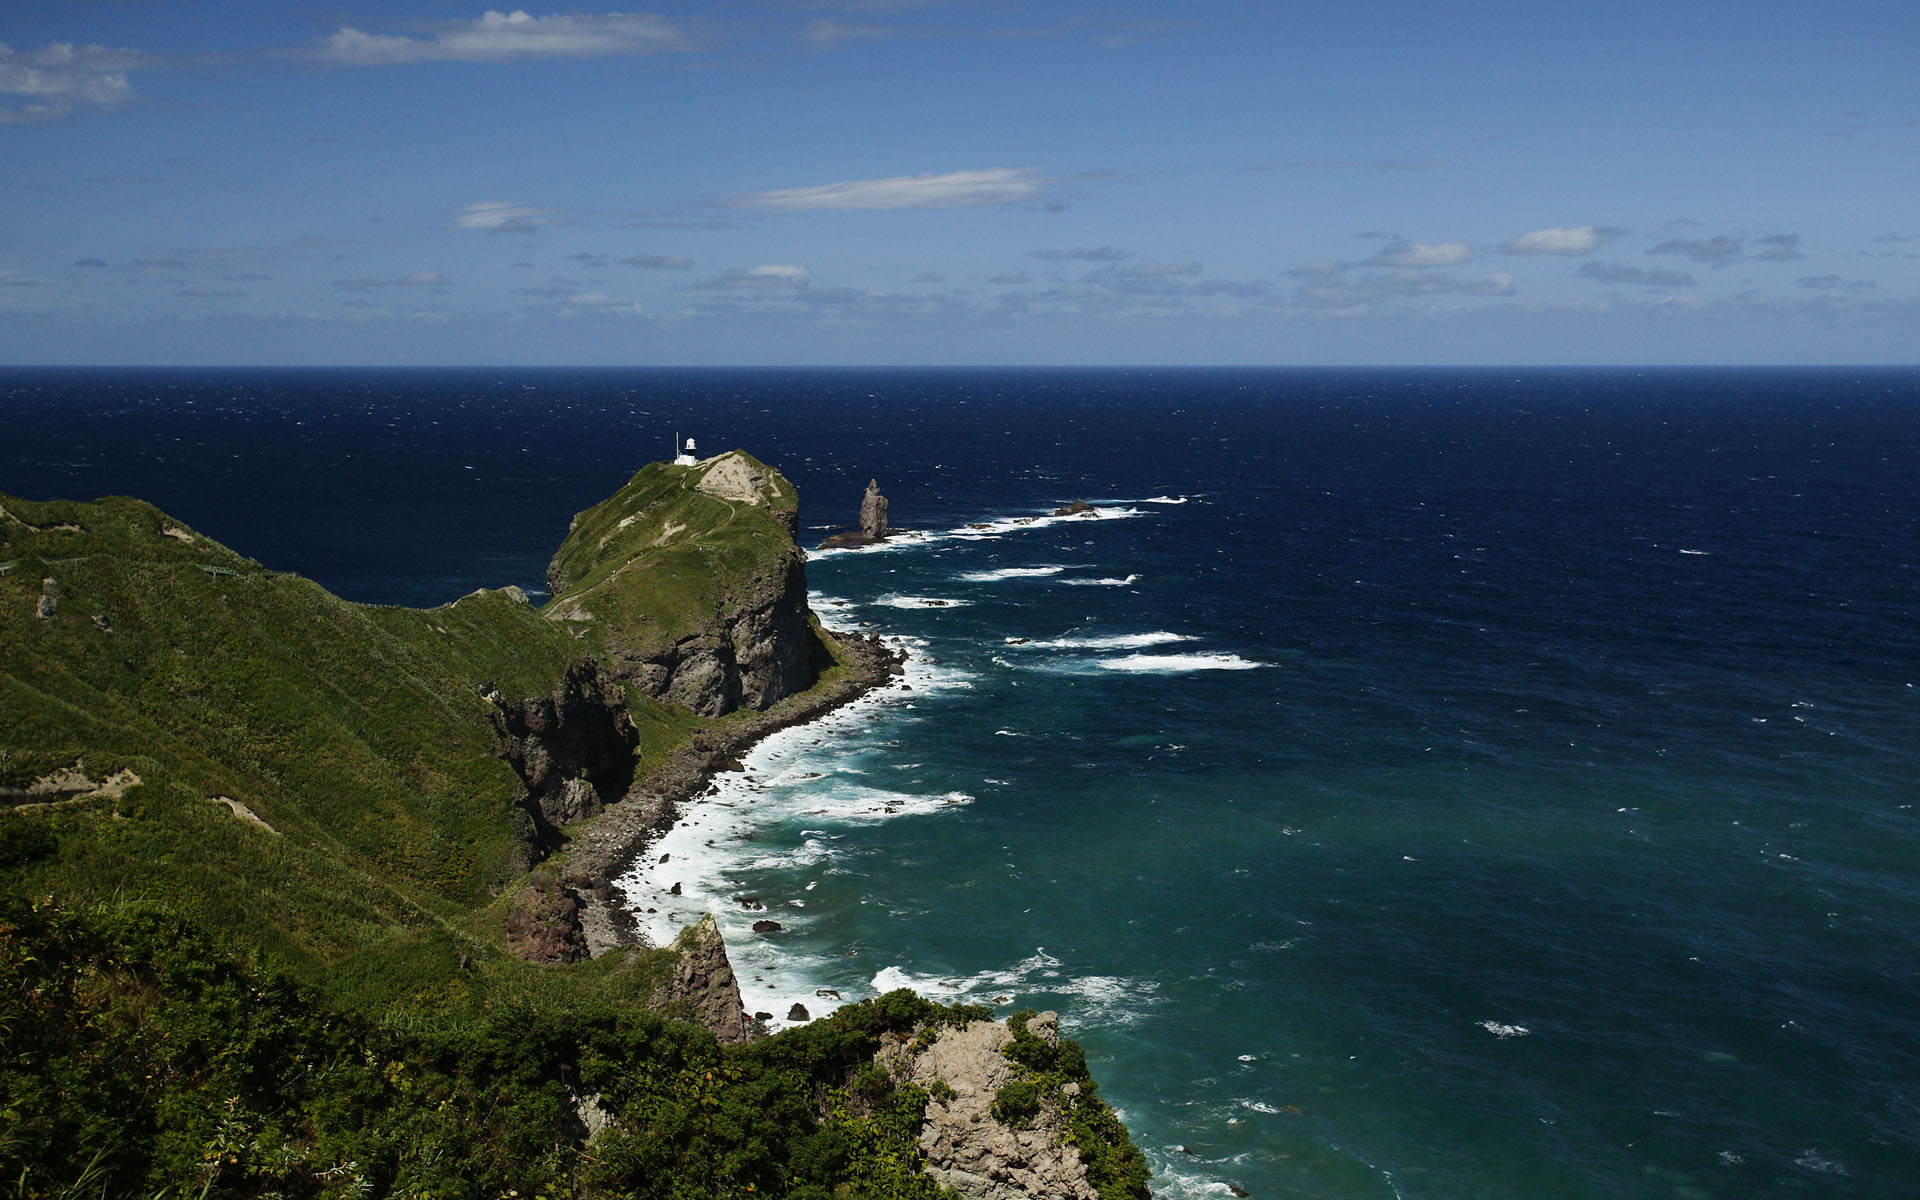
[859,479,889,540]
[819,478,893,549]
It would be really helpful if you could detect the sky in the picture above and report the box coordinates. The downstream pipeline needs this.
[2,0,1916,366]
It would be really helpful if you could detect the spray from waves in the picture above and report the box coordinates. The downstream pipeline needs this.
[960,566,1068,582]
[1058,574,1142,586]
[1011,631,1198,651]
[874,594,972,609]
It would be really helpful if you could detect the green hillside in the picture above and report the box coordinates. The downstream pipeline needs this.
[0,465,1149,1200]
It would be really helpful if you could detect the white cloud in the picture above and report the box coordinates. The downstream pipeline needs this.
[701,264,811,289]
[0,40,149,123]
[451,202,563,234]
[742,168,1046,211]
[1369,239,1473,268]
[317,10,685,67]
[1501,225,1617,256]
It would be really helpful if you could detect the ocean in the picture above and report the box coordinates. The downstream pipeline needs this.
[5,366,1918,1199]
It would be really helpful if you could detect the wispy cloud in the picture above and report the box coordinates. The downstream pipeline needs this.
[315,10,686,67]
[1030,245,1130,262]
[1368,239,1472,268]
[741,168,1047,211]
[0,40,155,124]
[332,271,452,292]
[451,202,564,234]
[1501,225,1620,256]
[1254,157,1449,173]
[699,264,810,289]
[621,253,693,270]
[1577,262,1695,288]
[1755,233,1804,262]
[1648,235,1744,267]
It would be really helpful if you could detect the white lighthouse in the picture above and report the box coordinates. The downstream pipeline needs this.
[673,435,698,466]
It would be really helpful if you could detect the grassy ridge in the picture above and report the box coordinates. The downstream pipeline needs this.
[0,491,694,1009]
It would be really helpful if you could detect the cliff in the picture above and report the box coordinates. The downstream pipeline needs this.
[544,451,826,716]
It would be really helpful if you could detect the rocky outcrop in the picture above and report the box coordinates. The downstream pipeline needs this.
[651,914,750,1043]
[487,658,637,852]
[631,549,825,717]
[1052,500,1094,517]
[505,872,589,964]
[879,1011,1109,1200]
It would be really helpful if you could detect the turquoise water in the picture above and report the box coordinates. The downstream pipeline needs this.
[6,367,1918,1198]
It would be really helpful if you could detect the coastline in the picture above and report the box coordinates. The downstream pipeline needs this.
[565,625,906,956]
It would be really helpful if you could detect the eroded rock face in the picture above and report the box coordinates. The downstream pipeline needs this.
[505,873,589,964]
[653,914,750,1043]
[487,658,638,844]
[634,551,822,717]
[884,1013,1101,1200]
[860,479,889,540]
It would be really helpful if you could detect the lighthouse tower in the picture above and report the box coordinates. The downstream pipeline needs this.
[673,435,698,466]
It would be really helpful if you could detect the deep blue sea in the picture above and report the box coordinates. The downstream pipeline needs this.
[5,367,1919,1199]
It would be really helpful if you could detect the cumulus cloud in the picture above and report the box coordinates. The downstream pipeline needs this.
[316,10,685,67]
[1577,262,1695,288]
[0,40,153,123]
[451,202,563,234]
[1501,225,1620,256]
[1368,239,1472,268]
[742,168,1046,211]
[1648,235,1744,267]
[1030,245,1130,262]
[1755,233,1804,262]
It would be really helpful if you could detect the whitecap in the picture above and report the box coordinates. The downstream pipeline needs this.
[1058,574,1142,586]
[874,594,972,609]
[1095,653,1267,672]
[959,566,1067,582]
[1019,631,1197,651]
[1478,1020,1531,1039]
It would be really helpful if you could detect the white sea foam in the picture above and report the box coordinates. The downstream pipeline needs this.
[1017,631,1198,651]
[959,566,1067,582]
[1141,495,1190,505]
[874,594,972,609]
[870,951,1159,1028]
[1095,653,1268,672]
[1478,1020,1531,1039]
[1059,574,1142,586]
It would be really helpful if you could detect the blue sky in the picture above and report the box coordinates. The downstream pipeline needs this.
[2,1,1915,365]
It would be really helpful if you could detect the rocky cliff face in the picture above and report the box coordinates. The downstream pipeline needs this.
[630,548,822,716]
[876,1009,1144,1200]
[652,914,751,1043]
[486,657,637,857]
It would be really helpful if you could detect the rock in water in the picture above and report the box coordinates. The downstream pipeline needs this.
[860,479,889,539]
